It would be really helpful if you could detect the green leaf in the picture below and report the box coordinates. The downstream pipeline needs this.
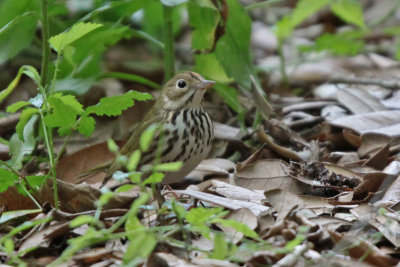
[186,207,223,226]
[142,172,164,185]
[127,150,141,171]
[16,108,38,141]
[0,13,38,63]
[78,115,96,137]
[211,233,228,259]
[276,0,329,40]
[115,184,135,193]
[86,91,152,117]
[9,116,37,170]
[188,0,219,51]
[25,175,47,189]
[70,215,95,228]
[0,65,42,104]
[153,162,183,172]
[124,231,157,263]
[0,168,18,193]
[213,84,243,113]
[79,1,146,22]
[139,124,159,152]
[7,101,31,113]
[0,66,25,104]
[214,219,259,239]
[107,139,119,153]
[161,0,188,6]
[58,24,132,79]
[310,33,364,55]
[49,22,103,53]
[331,0,364,28]
[54,78,95,95]
[214,0,253,87]
[0,209,41,224]
[44,94,83,136]
[0,0,40,28]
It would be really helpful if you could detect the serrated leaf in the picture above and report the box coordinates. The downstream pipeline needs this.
[0,168,18,193]
[44,96,81,136]
[51,93,83,113]
[22,65,41,87]
[49,22,103,52]
[86,91,152,117]
[331,0,364,28]
[7,101,31,113]
[139,124,159,152]
[16,108,38,141]
[78,115,96,137]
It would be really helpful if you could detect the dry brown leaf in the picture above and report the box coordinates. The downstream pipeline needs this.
[209,180,265,203]
[235,159,308,195]
[187,159,235,181]
[363,143,389,170]
[219,208,257,244]
[382,175,400,203]
[37,179,135,213]
[329,110,400,137]
[337,87,387,114]
[353,172,397,201]
[148,252,198,267]
[358,133,393,158]
[342,130,362,147]
[329,230,398,267]
[258,130,304,162]
[264,189,304,223]
[56,141,123,184]
[282,101,338,114]
[19,221,70,254]
[351,204,400,247]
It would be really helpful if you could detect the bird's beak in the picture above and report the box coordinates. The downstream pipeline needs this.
[197,80,216,90]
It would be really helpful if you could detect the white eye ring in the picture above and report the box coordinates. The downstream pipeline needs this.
[176,79,187,89]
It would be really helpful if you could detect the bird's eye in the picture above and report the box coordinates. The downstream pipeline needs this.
[177,79,187,89]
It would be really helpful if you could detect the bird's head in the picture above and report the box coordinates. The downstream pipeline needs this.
[160,71,215,110]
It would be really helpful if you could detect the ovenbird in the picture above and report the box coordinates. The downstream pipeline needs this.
[102,71,215,186]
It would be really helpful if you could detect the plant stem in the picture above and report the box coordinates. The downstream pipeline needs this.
[40,0,50,89]
[19,182,42,210]
[162,4,175,82]
[38,109,58,209]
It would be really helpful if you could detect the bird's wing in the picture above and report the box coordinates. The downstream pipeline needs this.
[106,110,166,177]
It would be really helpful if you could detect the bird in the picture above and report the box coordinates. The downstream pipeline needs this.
[102,71,215,186]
